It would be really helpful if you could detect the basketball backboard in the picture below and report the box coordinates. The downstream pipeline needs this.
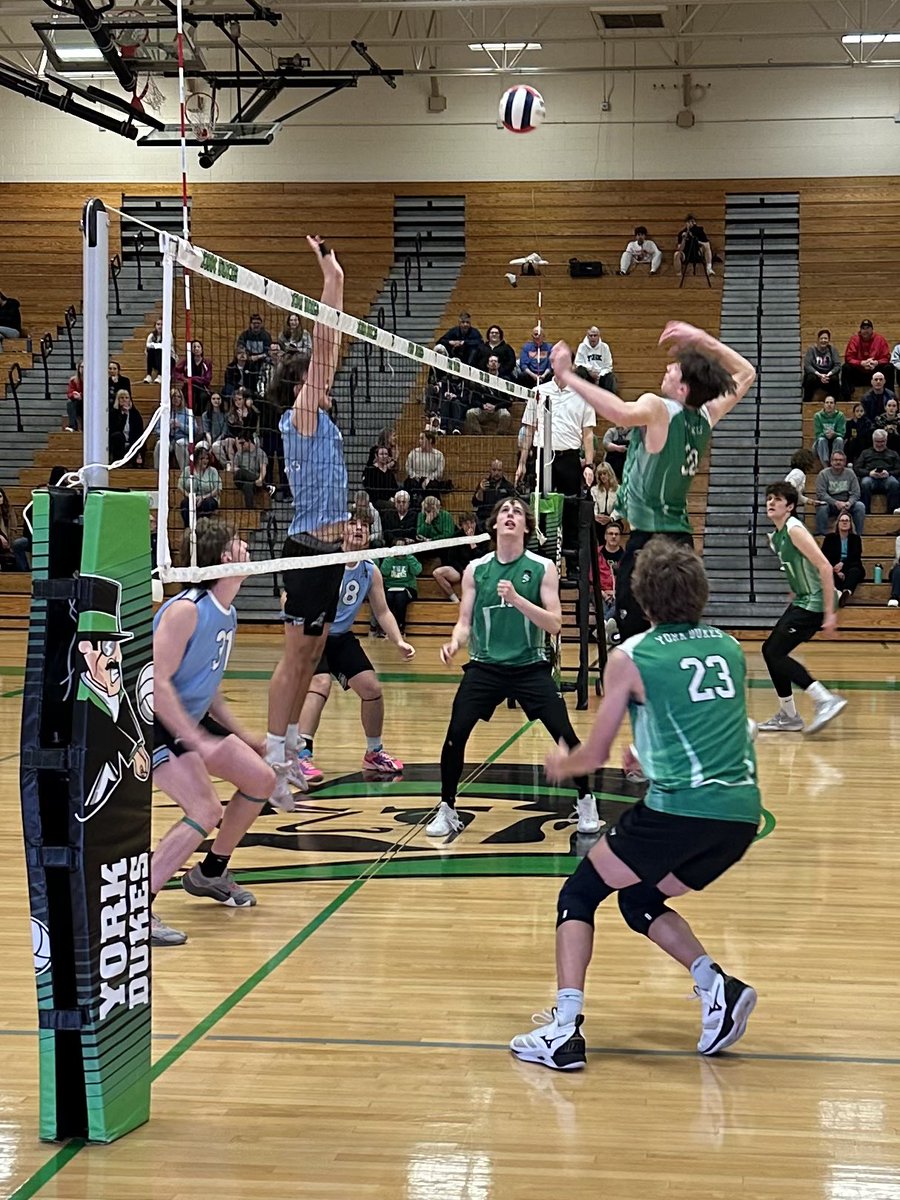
[138,123,279,148]
[33,17,205,76]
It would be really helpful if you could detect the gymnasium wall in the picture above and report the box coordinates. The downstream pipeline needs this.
[2,66,897,183]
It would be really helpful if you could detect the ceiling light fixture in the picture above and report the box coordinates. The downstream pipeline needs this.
[55,46,106,61]
[842,32,900,44]
[468,42,542,52]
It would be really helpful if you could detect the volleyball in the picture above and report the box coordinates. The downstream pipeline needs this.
[32,917,51,976]
[499,85,545,133]
[136,662,154,725]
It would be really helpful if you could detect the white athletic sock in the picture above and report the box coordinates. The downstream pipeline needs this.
[779,695,798,718]
[365,736,382,753]
[690,954,718,992]
[806,680,830,705]
[285,723,300,755]
[556,988,584,1026]
[266,733,286,762]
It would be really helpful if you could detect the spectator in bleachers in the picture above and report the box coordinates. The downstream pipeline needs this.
[405,431,447,500]
[220,388,259,464]
[465,356,512,434]
[417,495,455,549]
[175,339,212,408]
[888,537,900,607]
[367,427,400,471]
[255,341,282,400]
[860,371,894,422]
[0,290,22,345]
[815,450,865,535]
[178,446,220,526]
[232,433,270,509]
[674,215,714,276]
[237,313,274,390]
[108,361,131,403]
[198,392,228,457]
[477,325,516,380]
[363,446,400,511]
[427,344,467,434]
[602,423,630,472]
[517,325,553,387]
[802,328,844,402]
[278,313,312,356]
[575,326,617,393]
[472,459,516,527]
[380,538,422,631]
[11,466,67,571]
[891,339,900,384]
[432,514,481,602]
[0,488,15,570]
[153,388,191,471]
[383,490,417,545]
[812,395,846,468]
[876,396,900,455]
[109,389,145,466]
[438,311,483,367]
[822,510,865,606]
[144,319,166,384]
[590,460,619,529]
[843,320,893,393]
[223,347,251,399]
[66,360,84,432]
[855,429,900,513]
[785,448,818,510]
[844,403,872,464]
[355,490,383,546]
[619,227,663,276]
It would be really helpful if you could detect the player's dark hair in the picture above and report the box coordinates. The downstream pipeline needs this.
[186,518,239,576]
[631,538,708,625]
[677,350,735,409]
[268,349,311,409]
[634,225,648,236]
[486,497,536,544]
[765,481,799,514]
[790,448,816,473]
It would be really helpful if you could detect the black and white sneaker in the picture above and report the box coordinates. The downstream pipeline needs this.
[696,965,757,1055]
[510,1008,586,1071]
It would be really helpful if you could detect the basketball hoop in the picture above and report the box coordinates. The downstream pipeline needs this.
[130,73,165,116]
[110,7,150,61]
[185,91,218,142]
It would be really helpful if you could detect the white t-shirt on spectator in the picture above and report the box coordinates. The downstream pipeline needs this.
[522,380,596,451]
[405,446,446,479]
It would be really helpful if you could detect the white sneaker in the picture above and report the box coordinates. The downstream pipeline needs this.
[267,759,305,810]
[707,265,715,275]
[151,911,188,946]
[425,801,463,837]
[805,694,847,735]
[757,709,804,733]
[143,374,153,383]
[604,617,618,642]
[574,794,603,835]
[888,599,899,607]
[696,966,757,1055]
[510,1008,586,1071]
[449,593,460,604]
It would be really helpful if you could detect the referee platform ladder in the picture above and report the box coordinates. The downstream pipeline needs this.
[704,193,802,629]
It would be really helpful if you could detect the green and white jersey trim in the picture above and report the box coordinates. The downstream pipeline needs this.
[617,398,712,534]
[768,515,826,612]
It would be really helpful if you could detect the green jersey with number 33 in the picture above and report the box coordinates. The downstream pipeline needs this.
[619,623,761,824]
[617,398,712,533]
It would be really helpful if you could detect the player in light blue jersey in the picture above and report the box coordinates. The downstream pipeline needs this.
[150,519,291,946]
[511,540,760,1070]
[283,513,415,784]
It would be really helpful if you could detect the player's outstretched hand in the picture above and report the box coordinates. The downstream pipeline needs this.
[545,738,573,784]
[659,321,704,352]
[549,340,573,379]
[397,639,416,660]
[307,234,343,279]
[440,639,459,666]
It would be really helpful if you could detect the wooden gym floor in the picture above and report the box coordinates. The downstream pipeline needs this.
[1,630,899,1200]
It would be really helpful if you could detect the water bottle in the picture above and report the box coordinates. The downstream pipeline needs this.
[874,563,883,584]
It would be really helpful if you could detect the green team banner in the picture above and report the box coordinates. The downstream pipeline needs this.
[20,489,153,1143]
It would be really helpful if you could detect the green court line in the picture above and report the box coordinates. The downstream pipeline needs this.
[1,688,23,699]
[8,1142,86,1200]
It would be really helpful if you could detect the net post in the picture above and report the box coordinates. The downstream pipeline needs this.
[82,199,109,489]
[156,233,175,573]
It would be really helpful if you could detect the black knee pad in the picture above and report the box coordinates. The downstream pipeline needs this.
[617,883,672,937]
[556,856,614,928]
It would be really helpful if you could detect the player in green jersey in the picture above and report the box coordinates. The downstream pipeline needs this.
[549,323,756,639]
[758,481,846,735]
[428,496,601,839]
[510,539,760,1070]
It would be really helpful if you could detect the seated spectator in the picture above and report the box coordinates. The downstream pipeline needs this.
[178,447,220,526]
[153,388,191,470]
[143,318,167,383]
[844,403,872,464]
[380,538,422,632]
[602,424,630,470]
[802,328,844,402]
[175,339,213,408]
[278,312,312,355]
[891,339,900,387]
[383,490,417,545]
[236,313,274,389]
[216,388,259,468]
[812,395,846,468]
[575,326,617,393]
[815,450,865,535]
[888,536,900,607]
[198,392,229,459]
[437,311,483,367]
[367,427,400,470]
[0,488,15,570]
[517,326,552,387]
[844,320,893,393]
[860,371,894,422]
[66,360,84,431]
[876,396,900,455]
[255,341,282,401]
[0,290,22,345]
[472,459,516,526]
[426,345,466,434]
[354,490,383,546]
[822,510,865,606]
[363,446,400,510]
[596,520,623,636]
[856,429,900,513]
[108,361,131,403]
[109,389,145,466]
[465,356,512,434]
[785,448,818,509]
[433,514,482,602]
[404,431,448,500]
[232,433,269,509]
[477,325,516,379]
[619,226,662,276]
[674,214,714,276]
[590,460,619,528]
[11,466,67,571]
[223,347,251,398]
[416,495,455,544]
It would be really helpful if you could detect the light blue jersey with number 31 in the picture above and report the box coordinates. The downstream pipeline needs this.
[153,587,237,720]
